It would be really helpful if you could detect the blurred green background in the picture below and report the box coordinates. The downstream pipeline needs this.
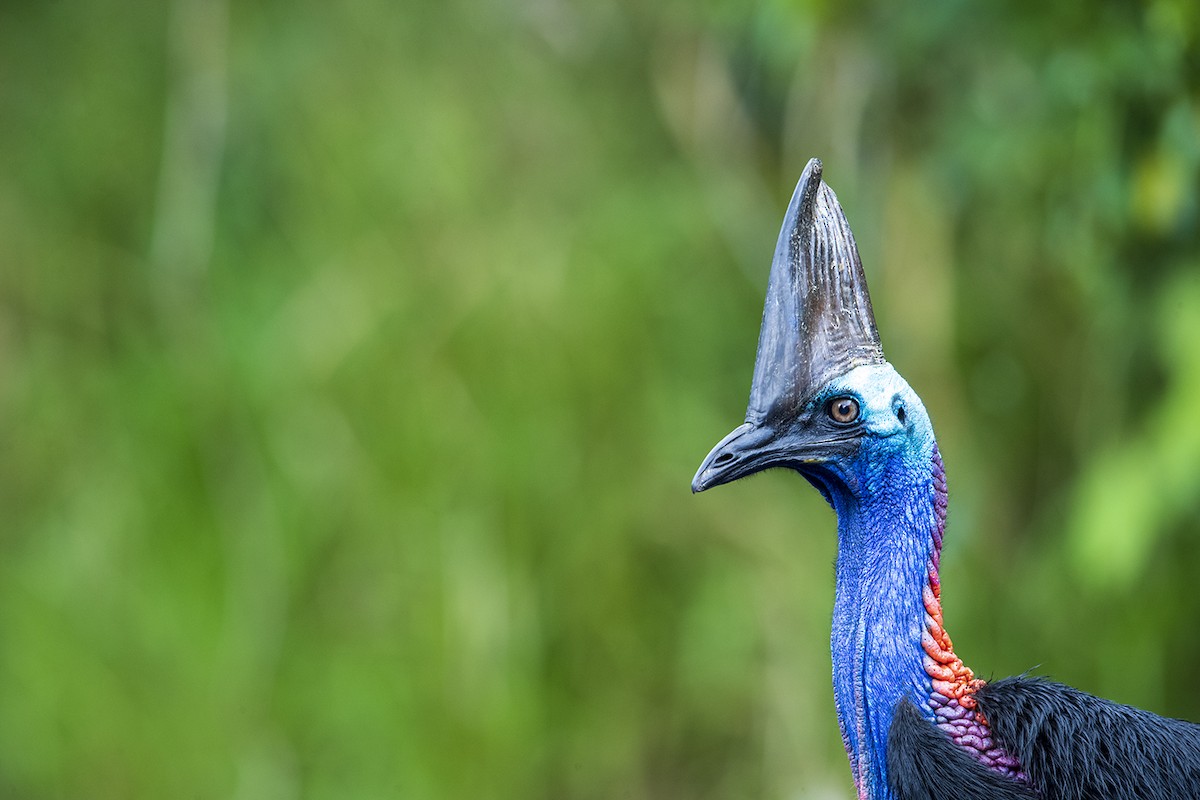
[3,1,1200,797]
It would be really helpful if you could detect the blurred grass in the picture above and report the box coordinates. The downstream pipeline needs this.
[1,0,1200,798]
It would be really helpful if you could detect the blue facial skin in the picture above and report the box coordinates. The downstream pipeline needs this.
[800,364,942,799]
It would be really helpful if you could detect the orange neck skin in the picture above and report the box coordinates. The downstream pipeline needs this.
[920,452,1025,779]
[920,453,1025,779]
[922,580,985,710]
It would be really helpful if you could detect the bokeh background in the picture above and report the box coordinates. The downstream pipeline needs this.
[3,1,1200,798]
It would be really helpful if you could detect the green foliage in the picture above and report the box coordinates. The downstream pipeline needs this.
[1,0,1199,797]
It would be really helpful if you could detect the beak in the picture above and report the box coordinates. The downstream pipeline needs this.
[691,421,839,493]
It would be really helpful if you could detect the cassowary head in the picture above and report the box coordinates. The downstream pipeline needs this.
[691,159,935,505]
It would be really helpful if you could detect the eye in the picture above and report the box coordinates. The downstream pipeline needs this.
[827,396,860,425]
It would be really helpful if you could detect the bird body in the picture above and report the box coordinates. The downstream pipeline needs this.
[692,159,1200,799]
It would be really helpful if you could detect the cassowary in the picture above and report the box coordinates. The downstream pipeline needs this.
[691,159,1200,800]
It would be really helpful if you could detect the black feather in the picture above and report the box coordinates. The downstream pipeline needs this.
[888,699,1038,800]
[976,677,1200,799]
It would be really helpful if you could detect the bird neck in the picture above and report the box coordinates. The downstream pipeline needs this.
[827,444,980,800]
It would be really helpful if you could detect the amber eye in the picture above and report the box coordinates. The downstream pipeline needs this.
[827,396,860,425]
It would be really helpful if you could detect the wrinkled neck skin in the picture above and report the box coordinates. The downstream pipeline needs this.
[803,366,996,800]
[824,441,938,800]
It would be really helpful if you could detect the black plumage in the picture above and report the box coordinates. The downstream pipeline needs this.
[888,700,1037,800]
[889,680,1200,799]
[973,678,1200,799]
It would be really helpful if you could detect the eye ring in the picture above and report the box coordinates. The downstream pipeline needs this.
[827,396,860,425]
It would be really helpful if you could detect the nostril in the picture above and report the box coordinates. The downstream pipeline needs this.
[713,452,736,466]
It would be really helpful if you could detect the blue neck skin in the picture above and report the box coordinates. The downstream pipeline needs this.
[805,367,942,800]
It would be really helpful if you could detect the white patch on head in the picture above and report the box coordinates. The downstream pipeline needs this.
[822,363,932,441]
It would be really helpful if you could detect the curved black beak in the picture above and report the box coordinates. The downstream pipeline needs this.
[692,423,763,493]
[692,420,844,493]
